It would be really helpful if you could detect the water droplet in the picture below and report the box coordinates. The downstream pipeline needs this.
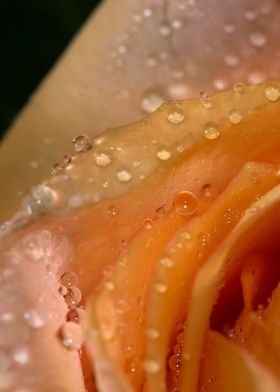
[171,19,183,29]
[117,170,132,182]
[73,134,92,153]
[143,8,153,18]
[59,322,83,350]
[93,152,112,167]
[60,272,78,288]
[160,257,174,268]
[64,287,82,307]
[233,82,245,94]
[168,354,180,371]
[249,31,267,47]
[104,281,115,291]
[13,347,30,365]
[21,185,56,214]
[156,149,171,161]
[132,160,141,168]
[0,349,12,372]
[63,155,72,165]
[202,123,220,140]
[173,191,198,217]
[224,54,240,67]
[24,310,45,329]
[145,328,160,339]
[264,85,280,102]
[58,285,68,296]
[154,282,168,294]
[200,92,214,109]
[167,108,185,124]
[180,231,191,240]
[144,219,154,229]
[159,23,171,36]
[51,162,64,176]
[141,90,165,113]
[143,359,160,374]
[66,307,84,324]
[229,109,243,124]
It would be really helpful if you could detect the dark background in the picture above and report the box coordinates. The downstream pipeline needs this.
[0,0,102,139]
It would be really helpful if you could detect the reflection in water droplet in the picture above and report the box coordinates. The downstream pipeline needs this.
[141,90,165,113]
[59,322,83,350]
[228,109,243,124]
[160,257,174,268]
[202,123,220,140]
[24,310,45,329]
[249,31,267,47]
[264,86,280,102]
[60,272,79,288]
[174,191,198,217]
[73,135,92,153]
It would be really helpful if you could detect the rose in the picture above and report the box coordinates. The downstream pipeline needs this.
[1,81,280,391]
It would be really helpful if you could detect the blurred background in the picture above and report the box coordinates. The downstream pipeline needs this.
[0,0,101,139]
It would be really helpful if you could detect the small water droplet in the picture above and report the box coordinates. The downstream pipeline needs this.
[144,219,154,229]
[159,22,171,36]
[24,310,45,329]
[60,272,78,288]
[143,359,160,374]
[202,123,220,140]
[93,152,112,167]
[156,149,171,161]
[141,90,165,113]
[64,287,82,307]
[224,54,240,67]
[51,162,64,176]
[264,85,280,102]
[132,160,141,168]
[13,347,30,365]
[58,285,68,296]
[167,108,185,124]
[145,328,160,339]
[104,281,115,291]
[21,185,56,214]
[73,135,92,153]
[59,322,83,350]
[63,155,72,165]
[143,8,153,18]
[117,170,132,182]
[228,109,243,124]
[180,231,191,240]
[160,257,174,268]
[249,31,267,47]
[233,82,245,94]
[154,282,168,294]
[168,354,180,371]
[173,191,198,216]
[66,307,84,324]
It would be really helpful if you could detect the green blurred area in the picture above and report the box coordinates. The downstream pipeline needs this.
[0,0,101,138]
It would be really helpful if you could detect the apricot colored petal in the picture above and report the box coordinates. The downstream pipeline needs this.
[199,331,280,392]
[181,184,280,391]
[144,162,280,391]
[1,0,280,220]
[84,211,186,390]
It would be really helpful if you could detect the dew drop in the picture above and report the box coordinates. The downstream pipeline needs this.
[202,123,220,140]
[249,31,267,47]
[143,359,160,374]
[233,82,245,94]
[141,90,165,113]
[167,109,185,124]
[143,8,153,18]
[160,257,174,268]
[64,287,82,307]
[144,219,154,230]
[145,328,160,339]
[58,285,68,296]
[93,152,112,167]
[24,310,45,329]
[104,281,115,291]
[159,22,171,36]
[59,322,83,350]
[156,149,171,161]
[51,162,64,176]
[66,307,84,324]
[173,191,198,217]
[168,354,180,371]
[228,109,243,124]
[117,170,132,182]
[63,155,72,165]
[73,134,92,153]
[60,272,79,288]
[21,185,56,214]
[264,85,280,102]
[154,282,168,294]
[13,347,30,365]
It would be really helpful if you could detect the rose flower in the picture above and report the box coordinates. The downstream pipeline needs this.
[1,81,280,392]
[1,1,280,391]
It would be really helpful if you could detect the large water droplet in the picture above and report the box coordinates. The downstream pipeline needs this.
[60,272,78,288]
[173,191,198,216]
[59,322,83,350]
